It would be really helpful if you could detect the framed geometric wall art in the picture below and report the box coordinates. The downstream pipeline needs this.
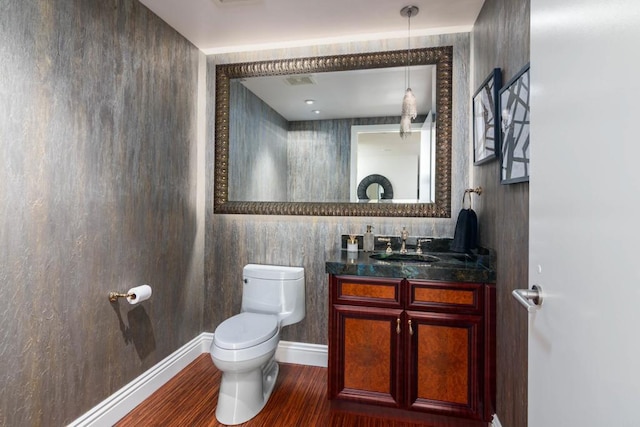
[500,63,530,184]
[473,68,502,165]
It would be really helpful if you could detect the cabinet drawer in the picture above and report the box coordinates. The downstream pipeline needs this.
[408,280,483,313]
[331,275,402,308]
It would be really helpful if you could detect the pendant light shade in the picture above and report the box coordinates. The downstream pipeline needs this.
[400,88,417,138]
[399,6,419,139]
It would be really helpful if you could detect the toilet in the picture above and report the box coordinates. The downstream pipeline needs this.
[210,264,305,425]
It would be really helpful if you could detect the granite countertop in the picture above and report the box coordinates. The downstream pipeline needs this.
[325,238,496,283]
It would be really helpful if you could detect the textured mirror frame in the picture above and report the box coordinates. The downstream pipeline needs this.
[214,46,452,217]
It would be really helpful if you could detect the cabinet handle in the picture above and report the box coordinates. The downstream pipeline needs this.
[408,319,413,335]
[396,318,401,334]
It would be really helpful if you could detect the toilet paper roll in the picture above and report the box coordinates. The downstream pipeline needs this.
[127,285,152,305]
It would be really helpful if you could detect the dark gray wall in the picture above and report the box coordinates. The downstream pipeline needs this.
[472,0,530,426]
[0,1,202,425]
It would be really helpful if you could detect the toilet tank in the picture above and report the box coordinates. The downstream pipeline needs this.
[241,264,305,327]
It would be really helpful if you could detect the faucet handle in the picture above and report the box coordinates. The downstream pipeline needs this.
[416,238,432,254]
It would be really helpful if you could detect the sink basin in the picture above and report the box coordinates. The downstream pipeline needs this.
[369,253,440,263]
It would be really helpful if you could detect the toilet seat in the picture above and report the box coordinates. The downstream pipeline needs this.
[214,312,278,350]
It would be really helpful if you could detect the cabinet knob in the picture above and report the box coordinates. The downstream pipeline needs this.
[408,319,413,335]
[396,318,401,334]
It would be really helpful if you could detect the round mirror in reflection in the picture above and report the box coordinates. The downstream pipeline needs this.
[357,174,393,201]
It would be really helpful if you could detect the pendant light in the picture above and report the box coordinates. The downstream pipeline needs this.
[400,5,419,139]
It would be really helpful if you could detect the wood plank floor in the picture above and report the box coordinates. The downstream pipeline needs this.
[116,354,488,427]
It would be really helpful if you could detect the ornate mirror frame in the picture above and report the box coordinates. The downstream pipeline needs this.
[214,46,452,217]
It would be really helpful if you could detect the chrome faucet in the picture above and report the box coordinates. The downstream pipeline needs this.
[400,227,409,254]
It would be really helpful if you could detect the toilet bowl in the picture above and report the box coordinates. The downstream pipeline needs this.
[210,264,305,425]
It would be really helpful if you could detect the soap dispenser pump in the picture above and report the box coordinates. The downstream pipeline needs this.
[363,225,375,252]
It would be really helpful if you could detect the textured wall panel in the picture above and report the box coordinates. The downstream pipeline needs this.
[471,0,530,425]
[205,33,471,344]
[0,1,201,424]
[229,80,289,201]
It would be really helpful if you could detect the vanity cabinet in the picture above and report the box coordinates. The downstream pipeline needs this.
[328,274,495,422]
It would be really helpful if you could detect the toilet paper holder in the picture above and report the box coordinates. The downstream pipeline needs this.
[108,285,152,304]
[108,291,134,302]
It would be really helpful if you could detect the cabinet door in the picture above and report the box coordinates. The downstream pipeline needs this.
[405,310,483,419]
[329,305,403,408]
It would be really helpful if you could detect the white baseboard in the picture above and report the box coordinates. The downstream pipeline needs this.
[68,333,327,426]
[68,333,213,427]
[492,414,503,427]
[275,340,328,367]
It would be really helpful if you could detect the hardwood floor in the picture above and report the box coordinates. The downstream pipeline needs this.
[116,355,489,427]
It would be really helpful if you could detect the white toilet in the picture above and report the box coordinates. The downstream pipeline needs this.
[210,264,305,425]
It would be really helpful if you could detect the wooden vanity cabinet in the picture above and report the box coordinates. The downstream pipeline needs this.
[328,275,496,422]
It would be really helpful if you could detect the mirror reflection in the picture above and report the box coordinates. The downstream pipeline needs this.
[351,120,435,203]
[228,65,435,204]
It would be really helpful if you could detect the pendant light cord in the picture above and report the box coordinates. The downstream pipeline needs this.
[406,9,411,89]
[400,5,419,139]
[400,5,419,91]
[404,9,411,89]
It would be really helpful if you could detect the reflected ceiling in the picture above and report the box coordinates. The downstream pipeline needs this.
[239,65,434,121]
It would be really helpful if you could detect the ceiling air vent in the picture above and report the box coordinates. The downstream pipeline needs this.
[284,75,317,86]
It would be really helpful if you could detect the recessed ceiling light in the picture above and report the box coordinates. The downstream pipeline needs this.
[305,99,315,105]
[312,110,320,114]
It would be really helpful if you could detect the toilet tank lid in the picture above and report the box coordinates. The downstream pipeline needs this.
[243,264,304,280]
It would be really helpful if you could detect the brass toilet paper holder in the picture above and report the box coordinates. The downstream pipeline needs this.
[108,285,152,304]
[108,291,134,302]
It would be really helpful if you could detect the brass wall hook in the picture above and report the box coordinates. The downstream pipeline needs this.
[462,186,483,209]
[464,186,483,196]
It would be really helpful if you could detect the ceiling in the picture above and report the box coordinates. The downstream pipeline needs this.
[138,0,485,54]
[138,0,484,122]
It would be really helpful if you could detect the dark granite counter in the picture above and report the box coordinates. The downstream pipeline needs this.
[325,245,496,284]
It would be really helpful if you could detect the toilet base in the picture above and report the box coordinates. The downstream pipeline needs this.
[215,355,279,425]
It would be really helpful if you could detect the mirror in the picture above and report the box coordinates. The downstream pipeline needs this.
[214,47,452,217]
